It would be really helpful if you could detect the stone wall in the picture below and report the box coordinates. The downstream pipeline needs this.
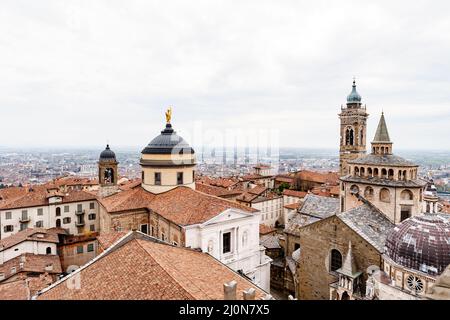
[297,216,382,300]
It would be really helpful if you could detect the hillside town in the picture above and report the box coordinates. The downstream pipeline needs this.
[0,81,449,300]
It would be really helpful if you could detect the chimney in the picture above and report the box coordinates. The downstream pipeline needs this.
[223,280,237,300]
[243,288,256,300]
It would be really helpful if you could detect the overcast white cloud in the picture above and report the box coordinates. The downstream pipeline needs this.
[0,0,449,150]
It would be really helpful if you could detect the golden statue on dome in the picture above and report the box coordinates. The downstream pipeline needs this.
[165,107,172,124]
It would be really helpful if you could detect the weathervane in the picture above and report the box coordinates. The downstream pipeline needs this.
[165,107,172,124]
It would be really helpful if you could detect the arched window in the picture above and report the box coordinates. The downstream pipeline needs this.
[349,129,354,146]
[401,189,413,201]
[381,147,385,154]
[56,207,61,217]
[360,129,364,146]
[354,167,359,176]
[403,170,407,181]
[46,247,52,255]
[360,167,365,177]
[364,186,374,200]
[56,219,61,228]
[381,168,387,179]
[380,188,391,203]
[388,169,394,180]
[330,249,342,272]
[350,185,359,195]
[345,128,350,145]
[368,168,373,177]
[398,171,402,180]
[374,168,379,177]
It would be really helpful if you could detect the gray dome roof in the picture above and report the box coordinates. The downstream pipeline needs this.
[385,214,450,276]
[347,80,362,103]
[141,124,195,155]
[99,144,117,162]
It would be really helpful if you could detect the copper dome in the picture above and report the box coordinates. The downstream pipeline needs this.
[385,214,450,276]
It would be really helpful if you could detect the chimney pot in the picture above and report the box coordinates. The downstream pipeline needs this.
[243,288,256,300]
[223,280,238,300]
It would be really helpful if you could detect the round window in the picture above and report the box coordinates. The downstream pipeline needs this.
[406,275,424,293]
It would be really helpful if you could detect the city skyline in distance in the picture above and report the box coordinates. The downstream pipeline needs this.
[1,1,449,150]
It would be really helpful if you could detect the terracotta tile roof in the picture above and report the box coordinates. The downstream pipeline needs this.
[259,224,276,235]
[148,187,257,225]
[236,192,259,203]
[0,279,29,300]
[0,254,62,282]
[97,231,128,251]
[284,202,301,210]
[100,186,257,225]
[119,179,142,191]
[36,232,266,300]
[274,175,294,183]
[296,170,339,185]
[44,177,98,188]
[0,187,97,210]
[248,185,267,196]
[0,228,60,251]
[195,183,242,198]
[98,187,155,213]
[195,176,239,188]
[241,174,267,181]
[283,189,307,198]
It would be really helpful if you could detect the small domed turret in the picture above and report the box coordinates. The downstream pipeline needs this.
[347,80,362,104]
[99,144,117,162]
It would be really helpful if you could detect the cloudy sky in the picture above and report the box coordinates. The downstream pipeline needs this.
[1,0,449,151]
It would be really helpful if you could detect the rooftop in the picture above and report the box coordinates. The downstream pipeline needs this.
[35,231,266,300]
[337,203,394,252]
[0,228,60,252]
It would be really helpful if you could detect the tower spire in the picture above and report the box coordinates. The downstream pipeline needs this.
[371,112,393,155]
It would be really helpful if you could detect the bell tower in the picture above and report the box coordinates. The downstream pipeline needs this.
[98,144,119,198]
[339,80,368,176]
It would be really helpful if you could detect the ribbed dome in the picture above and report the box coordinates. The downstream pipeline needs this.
[99,144,117,162]
[347,80,362,103]
[141,123,195,155]
[385,214,450,276]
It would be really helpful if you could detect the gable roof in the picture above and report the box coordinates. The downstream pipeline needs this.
[0,228,60,251]
[0,254,62,282]
[35,232,266,300]
[337,203,394,252]
[0,187,97,210]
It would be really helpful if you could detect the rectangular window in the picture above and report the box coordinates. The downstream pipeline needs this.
[140,224,149,234]
[87,243,94,252]
[20,223,28,231]
[77,204,83,212]
[77,245,83,254]
[35,221,43,228]
[63,217,71,224]
[150,226,155,236]
[154,172,161,185]
[64,205,69,213]
[5,212,11,220]
[21,210,28,220]
[89,202,95,209]
[177,172,183,185]
[223,232,231,254]
[4,225,13,233]
[37,208,43,216]
[88,213,96,220]
[89,224,95,232]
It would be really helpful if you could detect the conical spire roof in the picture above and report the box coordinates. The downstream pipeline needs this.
[338,241,361,278]
[372,112,391,143]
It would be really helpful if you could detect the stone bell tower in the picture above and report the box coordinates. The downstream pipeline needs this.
[98,144,119,198]
[339,80,369,176]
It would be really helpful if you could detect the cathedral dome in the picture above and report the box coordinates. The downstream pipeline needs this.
[385,214,450,276]
[99,144,117,162]
[347,80,362,103]
[141,123,195,155]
